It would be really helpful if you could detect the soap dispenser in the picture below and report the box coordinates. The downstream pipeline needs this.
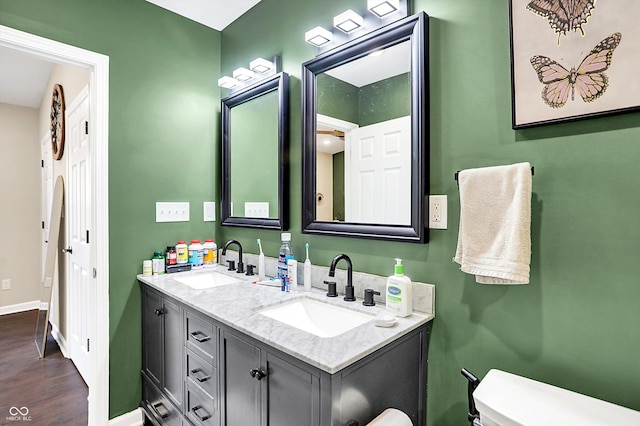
[386,258,412,317]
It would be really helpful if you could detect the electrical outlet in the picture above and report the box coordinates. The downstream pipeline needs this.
[203,202,216,222]
[2,279,10,291]
[156,202,190,222]
[429,195,447,229]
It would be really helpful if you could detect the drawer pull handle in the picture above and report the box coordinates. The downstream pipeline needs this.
[151,401,169,419]
[190,330,210,342]
[191,405,211,421]
[190,368,211,382]
[249,368,267,380]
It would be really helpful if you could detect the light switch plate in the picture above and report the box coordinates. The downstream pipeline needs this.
[244,202,269,218]
[156,202,190,222]
[203,202,216,222]
[2,279,10,291]
[429,195,447,229]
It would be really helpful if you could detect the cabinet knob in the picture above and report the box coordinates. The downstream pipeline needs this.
[249,368,267,380]
[154,308,164,316]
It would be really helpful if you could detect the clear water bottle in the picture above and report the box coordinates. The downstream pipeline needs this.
[278,232,294,291]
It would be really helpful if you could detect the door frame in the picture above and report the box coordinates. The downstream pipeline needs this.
[0,25,110,425]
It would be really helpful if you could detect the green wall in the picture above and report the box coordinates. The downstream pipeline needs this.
[4,0,640,423]
[317,73,359,123]
[220,0,640,425]
[0,0,221,418]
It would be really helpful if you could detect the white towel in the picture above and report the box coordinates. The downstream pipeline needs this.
[453,162,532,284]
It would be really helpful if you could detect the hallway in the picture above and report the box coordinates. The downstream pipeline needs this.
[0,310,88,425]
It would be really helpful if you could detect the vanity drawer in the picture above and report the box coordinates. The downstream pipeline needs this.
[186,348,217,398]
[142,374,182,426]
[186,310,217,364]
[186,380,219,426]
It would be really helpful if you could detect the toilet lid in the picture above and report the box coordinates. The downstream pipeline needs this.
[473,369,640,426]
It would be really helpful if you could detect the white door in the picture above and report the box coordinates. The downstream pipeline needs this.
[66,87,92,384]
[345,116,412,225]
[41,134,53,282]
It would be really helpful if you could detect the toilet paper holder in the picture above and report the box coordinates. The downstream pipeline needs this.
[461,368,482,426]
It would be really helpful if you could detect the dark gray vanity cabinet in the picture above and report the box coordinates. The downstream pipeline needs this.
[220,330,321,426]
[142,286,184,425]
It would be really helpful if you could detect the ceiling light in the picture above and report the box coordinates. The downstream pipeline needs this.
[333,10,364,33]
[305,26,333,47]
[233,67,254,81]
[218,76,238,89]
[367,0,400,18]
[249,58,273,73]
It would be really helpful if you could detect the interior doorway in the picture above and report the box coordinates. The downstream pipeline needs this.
[0,25,110,425]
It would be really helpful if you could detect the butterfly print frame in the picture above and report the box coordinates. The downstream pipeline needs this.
[509,0,640,129]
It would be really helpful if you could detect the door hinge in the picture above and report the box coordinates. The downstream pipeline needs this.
[41,159,44,167]
[87,338,90,352]
[93,268,97,278]
[85,121,89,135]
[42,221,45,229]
[86,230,90,244]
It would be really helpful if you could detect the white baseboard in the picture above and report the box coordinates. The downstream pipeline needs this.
[51,323,69,358]
[0,300,39,316]
[108,407,144,426]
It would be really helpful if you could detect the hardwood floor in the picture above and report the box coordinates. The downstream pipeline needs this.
[0,310,88,425]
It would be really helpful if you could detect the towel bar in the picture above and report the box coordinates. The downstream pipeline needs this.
[454,166,534,181]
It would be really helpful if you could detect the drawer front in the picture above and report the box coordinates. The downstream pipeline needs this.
[186,381,219,426]
[143,375,182,426]
[186,311,217,364]
[186,348,217,398]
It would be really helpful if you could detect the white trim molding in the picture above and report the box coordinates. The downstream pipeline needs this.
[0,24,110,425]
[51,322,70,358]
[0,300,39,316]
[107,408,144,426]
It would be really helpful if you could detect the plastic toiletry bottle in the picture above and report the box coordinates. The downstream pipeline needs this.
[386,258,412,317]
[257,239,266,281]
[278,233,293,291]
[304,243,312,292]
[288,259,298,291]
[165,246,177,267]
[176,241,188,264]
[189,240,204,268]
[203,239,217,267]
[152,251,165,275]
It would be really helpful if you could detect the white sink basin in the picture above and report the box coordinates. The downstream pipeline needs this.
[174,271,242,289]
[257,297,372,338]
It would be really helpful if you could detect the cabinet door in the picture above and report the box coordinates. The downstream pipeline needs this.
[220,331,261,426]
[263,351,320,426]
[163,297,184,411]
[142,288,163,389]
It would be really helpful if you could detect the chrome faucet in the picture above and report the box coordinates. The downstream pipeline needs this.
[328,253,355,302]
[222,240,244,273]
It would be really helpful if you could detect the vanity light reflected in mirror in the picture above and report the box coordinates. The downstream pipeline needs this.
[302,12,429,243]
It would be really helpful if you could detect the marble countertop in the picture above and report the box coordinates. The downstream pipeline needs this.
[138,267,434,374]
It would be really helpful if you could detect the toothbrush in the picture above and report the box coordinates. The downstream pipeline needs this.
[258,239,266,281]
[304,243,312,292]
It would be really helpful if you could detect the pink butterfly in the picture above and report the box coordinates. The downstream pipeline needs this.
[527,0,596,40]
[530,32,621,108]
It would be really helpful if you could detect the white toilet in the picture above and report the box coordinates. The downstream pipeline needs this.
[473,369,640,426]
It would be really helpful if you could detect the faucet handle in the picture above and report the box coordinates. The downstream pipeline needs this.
[324,280,338,297]
[245,264,255,276]
[227,260,236,271]
[362,289,381,306]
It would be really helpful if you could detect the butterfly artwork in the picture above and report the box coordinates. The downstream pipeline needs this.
[530,32,621,108]
[527,0,596,42]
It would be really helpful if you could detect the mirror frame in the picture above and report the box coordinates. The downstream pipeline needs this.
[221,72,289,230]
[302,12,429,243]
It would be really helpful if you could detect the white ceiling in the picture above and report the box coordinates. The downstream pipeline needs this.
[145,0,262,31]
[0,1,260,108]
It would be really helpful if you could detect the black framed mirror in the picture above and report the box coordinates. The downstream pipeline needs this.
[302,12,429,243]
[221,72,289,230]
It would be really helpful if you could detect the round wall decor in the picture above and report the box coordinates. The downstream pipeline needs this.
[50,84,65,160]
